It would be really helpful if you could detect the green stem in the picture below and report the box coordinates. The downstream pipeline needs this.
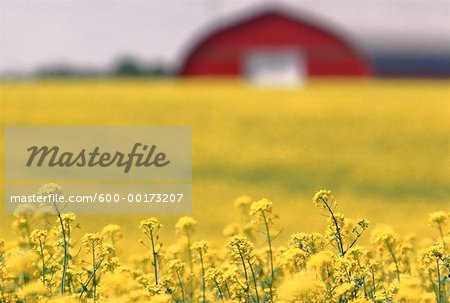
[321,197,345,256]
[78,257,104,299]
[213,278,225,300]
[237,249,250,295]
[436,259,442,303]
[386,243,400,282]
[247,259,260,303]
[39,241,46,285]
[92,244,97,302]
[262,213,274,303]
[224,282,231,299]
[54,203,68,295]
[177,271,186,303]
[371,268,376,301]
[187,235,193,303]
[200,251,206,303]
[149,229,159,285]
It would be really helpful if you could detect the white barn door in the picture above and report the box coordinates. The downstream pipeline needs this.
[243,49,306,87]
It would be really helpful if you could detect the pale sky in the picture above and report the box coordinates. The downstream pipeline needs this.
[0,0,449,73]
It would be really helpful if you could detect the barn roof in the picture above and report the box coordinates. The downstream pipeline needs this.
[177,4,372,74]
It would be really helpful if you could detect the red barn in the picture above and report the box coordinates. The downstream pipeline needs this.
[179,6,372,80]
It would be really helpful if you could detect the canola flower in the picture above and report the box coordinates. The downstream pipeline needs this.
[0,188,448,303]
[139,217,163,286]
[250,199,277,302]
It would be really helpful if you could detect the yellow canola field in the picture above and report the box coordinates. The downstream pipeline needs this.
[1,79,448,240]
[0,80,447,238]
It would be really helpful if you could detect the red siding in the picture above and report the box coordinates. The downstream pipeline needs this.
[180,11,371,76]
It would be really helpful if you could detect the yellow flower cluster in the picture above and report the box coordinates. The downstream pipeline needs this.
[0,189,448,302]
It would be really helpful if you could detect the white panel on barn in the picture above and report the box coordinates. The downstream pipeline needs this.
[243,49,306,87]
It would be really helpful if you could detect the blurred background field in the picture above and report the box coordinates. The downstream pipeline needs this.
[1,79,449,255]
